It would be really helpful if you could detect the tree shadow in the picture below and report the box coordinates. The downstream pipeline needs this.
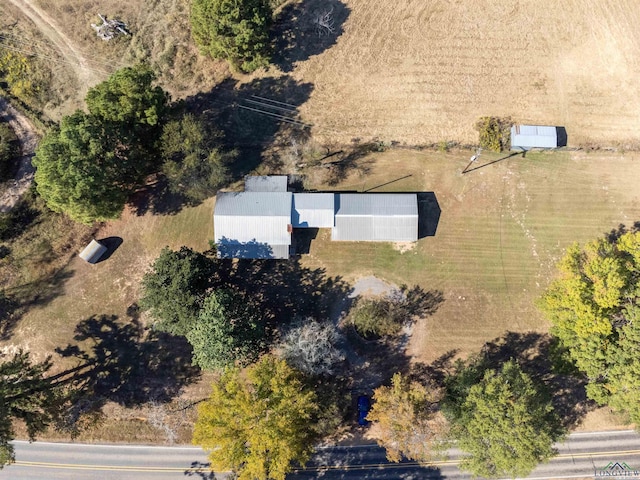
[321,142,378,186]
[273,0,350,73]
[135,76,314,216]
[225,257,351,328]
[184,461,216,479]
[464,331,593,430]
[216,237,282,259]
[186,75,314,178]
[56,315,200,410]
[290,446,445,479]
[606,221,640,243]
[1,267,75,340]
[339,286,445,395]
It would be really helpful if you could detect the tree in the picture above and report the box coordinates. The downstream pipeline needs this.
[160,114,231,202]
[367,373,446,463]
[191,0,273,73]
[193,356,318,480]
[140,247,215,336]
[32,65,171,224]
[85,64,168,129]
[186,289,266,370]
[539,231,640,421]
[277,319,344,376]
[0,122,18,181]
[475,116,511,152]
[0,351,63,468]
[32,111,130,223]
[451,360,564,478]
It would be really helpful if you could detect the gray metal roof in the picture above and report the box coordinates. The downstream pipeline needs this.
[214,192,292,252]
[292,193,335,228]
[332,194,418,242]
[335,194,418,216]
[510,125,558,149]
[79,239,107,264]
[215,191,292,217]
[245,175,288,192]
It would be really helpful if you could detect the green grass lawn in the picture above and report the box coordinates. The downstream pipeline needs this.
[301,149,640,362]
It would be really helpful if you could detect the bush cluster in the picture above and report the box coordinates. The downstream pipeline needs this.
[475,116,511,152]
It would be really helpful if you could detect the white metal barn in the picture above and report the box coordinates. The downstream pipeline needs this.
[510,125,559,150]
[213,177,421,259]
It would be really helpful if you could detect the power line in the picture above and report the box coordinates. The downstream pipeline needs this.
[236,104,310,128]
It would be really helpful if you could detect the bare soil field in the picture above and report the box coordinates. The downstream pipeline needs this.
[293,0,640,147]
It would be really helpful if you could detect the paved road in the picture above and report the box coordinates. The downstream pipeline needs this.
[4,430,640,479]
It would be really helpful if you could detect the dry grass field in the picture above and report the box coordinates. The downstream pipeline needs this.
[3,0,638,146]
[294,0,640,147]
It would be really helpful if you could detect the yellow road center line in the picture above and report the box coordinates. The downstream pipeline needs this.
[13,449,640,473]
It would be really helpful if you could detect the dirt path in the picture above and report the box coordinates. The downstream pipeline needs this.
[6,0,103,96]
[0,97,39,213]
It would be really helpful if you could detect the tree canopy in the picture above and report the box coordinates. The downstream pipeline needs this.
[32,111,130,223]
[33,65,169,223]
[186,289,266,370]
[191,0,273,73]
[160,114,231,202]
[450,360,564,478]
[193,356,318,480]
[367,373,446,463]
[539,231,640,422]
[140,246,215,336]
[86,64,168,128]
[0,351,63,468]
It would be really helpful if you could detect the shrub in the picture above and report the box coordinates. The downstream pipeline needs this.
[349,297,400,339]
[475,116,511,152]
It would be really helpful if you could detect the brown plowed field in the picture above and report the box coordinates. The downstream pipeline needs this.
[295,0,640,147]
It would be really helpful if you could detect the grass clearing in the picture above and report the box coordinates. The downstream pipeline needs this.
[1,148,638,440]
[4,198,214,366]
[299,148,640,363]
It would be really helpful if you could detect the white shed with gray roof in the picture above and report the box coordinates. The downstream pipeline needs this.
[332,194,418,242]
[292,193,334,228]
[511,125,558,149]
[79,239,107,264]
[214,191,292,259]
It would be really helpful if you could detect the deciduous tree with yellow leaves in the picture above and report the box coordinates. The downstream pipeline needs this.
[193,356,318,480]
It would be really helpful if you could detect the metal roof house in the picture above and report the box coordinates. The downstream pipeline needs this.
[214,191,293,259]
[511,125,567,150]
[213,177,420,259]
